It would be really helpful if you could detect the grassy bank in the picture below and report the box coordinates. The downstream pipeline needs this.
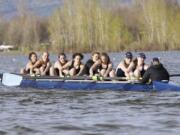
[0,0,180,53]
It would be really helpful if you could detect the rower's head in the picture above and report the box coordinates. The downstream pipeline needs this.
[73,53,84,63]
[100,52,110,64]
[58,53,66,64]
[137,53,146,64]
[152,57,160,65]
[29,52,37,63]
[125,52,133,64]
[92,52,100,62]
[42,52,49,62]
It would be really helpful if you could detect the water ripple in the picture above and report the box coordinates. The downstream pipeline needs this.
[0,52,180,135]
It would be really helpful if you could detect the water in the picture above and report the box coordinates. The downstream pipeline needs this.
[0,51,180,135]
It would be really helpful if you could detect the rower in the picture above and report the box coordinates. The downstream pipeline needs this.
[131,53,149,79]
[116,52,133,78]
[50,53,68,77]
[62,53,84,76]
[90,52,115,77]
[32,52,52,76]
[140,57,169,83]
[83,52,100,76]
[20,52,40,75]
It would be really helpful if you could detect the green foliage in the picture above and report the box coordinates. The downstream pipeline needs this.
[48,0,132,52]
[0,0,180,52]
[136,0,180,50]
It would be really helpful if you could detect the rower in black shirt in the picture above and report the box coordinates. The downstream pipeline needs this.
[131,53,149,79]
[90,52,115,77]
[83,52,100,76]
[62,53,84,76]
[141,57,169,83]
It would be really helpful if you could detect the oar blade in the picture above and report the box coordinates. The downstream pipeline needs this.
[2,73,23,86]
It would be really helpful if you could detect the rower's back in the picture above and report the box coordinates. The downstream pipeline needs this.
[141,57,169,83]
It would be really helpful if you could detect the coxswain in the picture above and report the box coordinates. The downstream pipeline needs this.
[140,57,169,83]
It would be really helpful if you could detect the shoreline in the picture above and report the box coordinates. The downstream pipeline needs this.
[0,50,180,56]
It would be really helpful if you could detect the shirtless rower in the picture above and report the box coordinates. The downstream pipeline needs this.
[32,52,51,76]
[50,53,68,77]
[116,52,133,78]
[20,52,40,75]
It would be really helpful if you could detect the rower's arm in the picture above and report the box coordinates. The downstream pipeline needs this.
[54,61,58,69]
[32,60,41,69]
[25,62,31,70]
[54,61,63,70]
[144,64,149,70]
[116,62,123,72]
[89,60,101,76]
[116,62,129,73]
[104,63,113,77]
[140,70,150,84]
[164,68,170,81]
[127,62,134,73]
[62,61,71,70]
[77,64,85,76]
[43,62,52,74]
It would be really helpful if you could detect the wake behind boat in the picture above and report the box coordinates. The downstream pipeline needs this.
[1,73,180,91]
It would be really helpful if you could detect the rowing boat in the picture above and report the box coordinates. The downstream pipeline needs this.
[1,73,180,91]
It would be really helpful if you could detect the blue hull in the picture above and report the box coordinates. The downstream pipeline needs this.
[20,79,180,91]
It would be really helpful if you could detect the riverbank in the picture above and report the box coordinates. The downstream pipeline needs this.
[1,49,180,56]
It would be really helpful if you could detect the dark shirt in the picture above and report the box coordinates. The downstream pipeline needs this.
[83,59,100,75]
[83,59,94,75]
[133,59,146,77]
[69,60,81,75]
[141,64,169,83]
[139,63,146,77]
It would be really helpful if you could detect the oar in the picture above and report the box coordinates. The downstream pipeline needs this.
[2,73,23,86]
[1,73,128,87]
[170,74,180,77]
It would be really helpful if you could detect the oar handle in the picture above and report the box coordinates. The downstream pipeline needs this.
[0,73,3,81]
[170,74,180,77]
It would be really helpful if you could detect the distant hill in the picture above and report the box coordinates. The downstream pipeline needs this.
[1,0,179,20]
[0,0,62,19]
[0,0,132,19]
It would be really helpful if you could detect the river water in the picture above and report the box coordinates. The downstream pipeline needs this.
[0,51,180,135]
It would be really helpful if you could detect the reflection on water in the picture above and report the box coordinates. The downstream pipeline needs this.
[0,51,180,135]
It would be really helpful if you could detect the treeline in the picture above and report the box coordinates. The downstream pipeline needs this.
[0,0,180,53]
